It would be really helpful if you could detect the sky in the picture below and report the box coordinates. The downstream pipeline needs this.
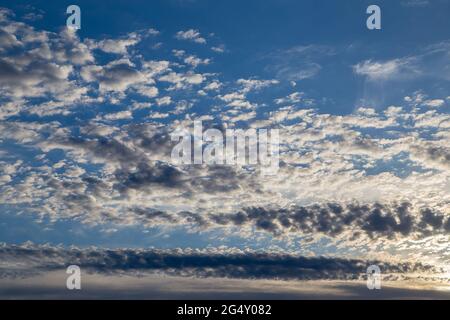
[0,0,449,299]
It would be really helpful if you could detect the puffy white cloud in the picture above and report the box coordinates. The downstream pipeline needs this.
[156,96,172,106]
[274,92,303,105]
[94,37,139,54]
[237,78,279,92]
[159,71,205,89]
[184,55,210,68]
[172,49,210,68]
[103,110,133,120]
[203,81,221,91]
[423,99,445,108]
[218,92,245,102]
[175,29,206,44]
[137,85,159,98]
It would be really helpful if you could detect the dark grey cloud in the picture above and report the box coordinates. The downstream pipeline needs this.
[115,161,184,191]
[66,136,141,164]
[49,126,251,196]
[418,144,450,168]
[125,202,450,240]
[218,203,449,238]
[0,244,440,281]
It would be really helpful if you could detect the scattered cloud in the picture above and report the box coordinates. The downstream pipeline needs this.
[175,29,206,44]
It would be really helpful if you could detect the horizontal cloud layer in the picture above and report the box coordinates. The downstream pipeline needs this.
[0,243,442,281]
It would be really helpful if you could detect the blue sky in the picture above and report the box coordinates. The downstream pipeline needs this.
[7,0,450,113]
[0,0,449,298]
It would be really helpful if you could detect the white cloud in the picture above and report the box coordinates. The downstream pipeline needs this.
[218,92,245,102]
[211,45,225,53]
[148,111,169,119]
[423,99,445,108]
[237,78,279,92]
[175,29,206,44]
[94,37,139,54]
[102,110,133,120]
[159,71,205,89]
[204,81,221,91]
[274,92,302,105]
[353,59,411,80]
[183,55,210,68]
[156,96,172,106]
[137,86,159,98]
